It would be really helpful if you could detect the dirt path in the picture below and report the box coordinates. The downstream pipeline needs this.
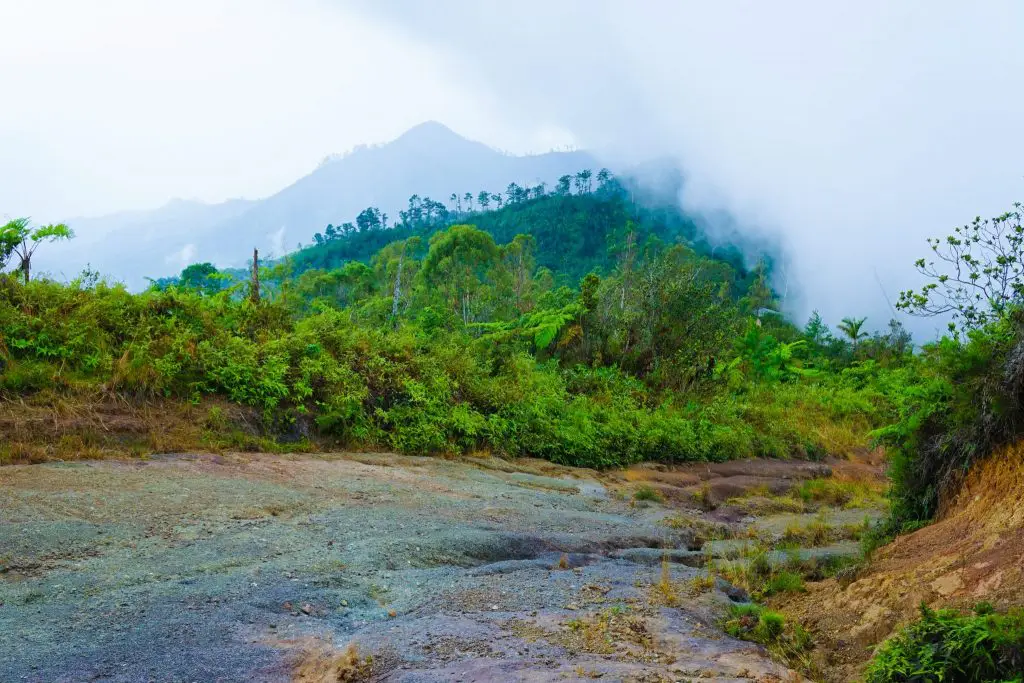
[0,452,883,682]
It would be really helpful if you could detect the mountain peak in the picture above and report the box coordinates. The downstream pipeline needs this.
[397,120,459,139]
[392,121,482,152]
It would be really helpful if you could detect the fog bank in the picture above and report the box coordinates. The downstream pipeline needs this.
[354,0,1024,336]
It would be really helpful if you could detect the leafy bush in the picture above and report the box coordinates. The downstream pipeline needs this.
[724,603,788,643]
[865,604,1024,683]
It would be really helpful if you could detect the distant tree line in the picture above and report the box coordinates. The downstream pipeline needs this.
[311,168,616,248]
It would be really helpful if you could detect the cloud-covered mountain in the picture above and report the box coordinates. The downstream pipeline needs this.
[46,122,596,288]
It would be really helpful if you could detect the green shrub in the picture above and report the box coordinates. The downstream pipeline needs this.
[865,604,1024,683]
[756,610,786,640]
[633,485,663,503]
[723,603,787,644]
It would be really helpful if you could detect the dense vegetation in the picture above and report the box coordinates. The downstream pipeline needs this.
[875,203,1024,532]
[0,176,907,468]
[865,604,1024,683]
[287,172,761,285]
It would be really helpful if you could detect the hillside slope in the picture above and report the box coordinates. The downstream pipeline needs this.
[772,444,1024,681]
[287,184,767,286]
[47,122,596,288]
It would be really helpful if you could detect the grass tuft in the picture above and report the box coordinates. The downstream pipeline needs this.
[633,485,663,503]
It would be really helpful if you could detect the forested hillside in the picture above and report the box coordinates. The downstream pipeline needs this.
[284,170,760,286]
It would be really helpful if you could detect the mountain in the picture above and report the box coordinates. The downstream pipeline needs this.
[46,122,597,288]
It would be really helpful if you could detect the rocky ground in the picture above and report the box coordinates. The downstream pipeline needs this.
[0,452,885,682]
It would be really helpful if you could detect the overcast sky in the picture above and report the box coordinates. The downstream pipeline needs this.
[0,0,571,221]
[3,0,1024,333]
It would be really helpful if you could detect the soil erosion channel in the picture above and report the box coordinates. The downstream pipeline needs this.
[0,452,883,682]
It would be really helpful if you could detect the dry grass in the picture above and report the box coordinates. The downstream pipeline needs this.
[687,570,716,593]
[292,642,372,683]
[724,476,886,517]
[0,395,318,465]
[661,514,730,540]
[726,493,806,515]
[781,518,834,547]
[633,484,664,503]
[507,607,658,663]
[562,608,653,655]
[691,481,716,511]
[792,477,886,510]
[652,554,679,606]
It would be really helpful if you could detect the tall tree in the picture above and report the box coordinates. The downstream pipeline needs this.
[743,262,776,314]
[556,175,572,196]
[608,220,638,310]
[356,207,384,233]
[464,192,474,213]
[373,237,423,323]
[506,183,522,205]
[0,221,21,271]
[179,262,224,295]
[574,169,593,194]
[421,225,499,325]
[500,234,537,314]
[477,191,491,211]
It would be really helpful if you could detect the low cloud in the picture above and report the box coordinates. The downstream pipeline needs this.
[166,243,197,270]
[353,0,1024,337]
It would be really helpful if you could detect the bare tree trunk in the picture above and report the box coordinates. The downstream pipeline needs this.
[619,230,636,310]
[391,245,405,322]
[250,248,260,304]
[20,239,30,284]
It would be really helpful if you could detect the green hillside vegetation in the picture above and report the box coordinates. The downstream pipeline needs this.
[1,175,904,469]
[283,172,761,286]
[3,186,1022,534]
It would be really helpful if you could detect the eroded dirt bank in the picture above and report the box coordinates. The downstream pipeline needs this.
[0,452,878,682]
[771,444,1024,682]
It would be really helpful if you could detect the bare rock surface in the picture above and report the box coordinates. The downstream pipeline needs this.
[0,452,809,682]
